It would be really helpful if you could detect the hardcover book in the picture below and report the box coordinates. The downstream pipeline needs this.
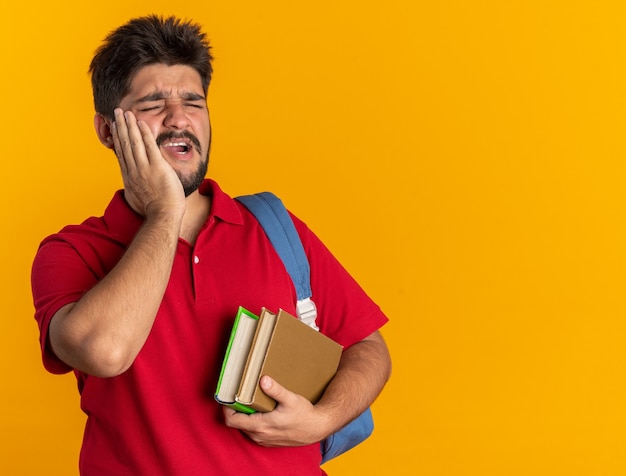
[235,308,343,412]
[214,307,259,414]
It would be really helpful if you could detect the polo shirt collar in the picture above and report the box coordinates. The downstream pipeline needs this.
[199,179,243,226]
[103,179,244,245]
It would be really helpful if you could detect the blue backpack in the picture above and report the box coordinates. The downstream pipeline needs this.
[236,192,374,464]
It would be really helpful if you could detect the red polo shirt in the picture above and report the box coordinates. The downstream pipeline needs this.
[31,179,388,475]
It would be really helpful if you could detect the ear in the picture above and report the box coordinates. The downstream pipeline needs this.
[94,113,115,150]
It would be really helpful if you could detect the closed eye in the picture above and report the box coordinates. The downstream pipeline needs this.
[138,101,165,112]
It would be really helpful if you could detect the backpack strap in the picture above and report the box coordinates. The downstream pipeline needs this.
[237,192,374,463]
[235,192,319,330]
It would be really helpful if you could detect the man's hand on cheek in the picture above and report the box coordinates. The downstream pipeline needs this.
[111,108,185,219]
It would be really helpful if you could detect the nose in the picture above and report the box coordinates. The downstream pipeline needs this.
[163,102,190,130]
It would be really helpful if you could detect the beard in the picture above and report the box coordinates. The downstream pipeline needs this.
[156,131,210,197]
[178,158,208,197]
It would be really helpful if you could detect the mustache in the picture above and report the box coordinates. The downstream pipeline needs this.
[156,131,202,152]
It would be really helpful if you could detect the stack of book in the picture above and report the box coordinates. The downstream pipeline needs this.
[215,307,343,413]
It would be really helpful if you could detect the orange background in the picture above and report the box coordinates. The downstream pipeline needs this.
[2,1,626,474]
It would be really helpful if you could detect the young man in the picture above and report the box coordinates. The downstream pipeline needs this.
[31,15,391,475]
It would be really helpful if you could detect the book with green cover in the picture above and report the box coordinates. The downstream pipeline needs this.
[214,307,259,414]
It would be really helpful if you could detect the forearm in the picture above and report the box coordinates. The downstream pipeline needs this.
[315,331,392,436]
[222,331,390,448]
[49,212,181,377]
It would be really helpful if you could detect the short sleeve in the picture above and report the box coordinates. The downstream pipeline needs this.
[290,214,389,348]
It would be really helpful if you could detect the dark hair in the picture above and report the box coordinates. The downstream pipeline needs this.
[89,15,213,119]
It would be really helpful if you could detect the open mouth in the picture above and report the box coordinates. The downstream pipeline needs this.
[157,132,202,158]
[164,141,192,154]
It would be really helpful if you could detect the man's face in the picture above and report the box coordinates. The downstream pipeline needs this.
[117,63,211,196]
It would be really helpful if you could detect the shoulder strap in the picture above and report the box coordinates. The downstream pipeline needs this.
[235,192,319,330]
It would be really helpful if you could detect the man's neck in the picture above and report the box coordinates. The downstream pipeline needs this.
[179,191,212,244]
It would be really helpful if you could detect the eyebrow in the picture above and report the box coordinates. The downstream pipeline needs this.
[135,91,206,103]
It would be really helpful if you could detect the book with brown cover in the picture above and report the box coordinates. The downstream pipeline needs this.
[235,308,343,412]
